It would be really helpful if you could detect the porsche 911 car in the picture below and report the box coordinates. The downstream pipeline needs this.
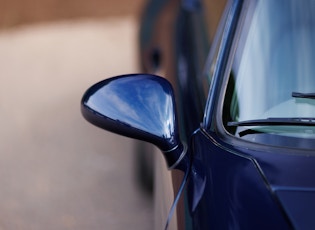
[81,0,315,229]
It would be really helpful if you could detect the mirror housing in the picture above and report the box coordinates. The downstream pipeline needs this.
[81,74,187,170]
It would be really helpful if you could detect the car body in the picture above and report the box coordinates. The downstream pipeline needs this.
[81,0,315,229]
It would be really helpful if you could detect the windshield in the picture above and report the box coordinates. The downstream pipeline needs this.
[223,0,315,147]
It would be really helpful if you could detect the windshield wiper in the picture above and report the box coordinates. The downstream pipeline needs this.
[292,92,315,99]
[227,117,315,127]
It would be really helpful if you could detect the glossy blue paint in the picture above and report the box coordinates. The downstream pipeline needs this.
[81,74,187,170]
[192,126,315,229]
[247,145,315,229]
[191,130,292,229]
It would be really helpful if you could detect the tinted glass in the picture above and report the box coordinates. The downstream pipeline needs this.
[223,0,315,148]
[202,0,227,92]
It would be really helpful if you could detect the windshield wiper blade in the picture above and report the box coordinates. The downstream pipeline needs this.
[292,92,315,99]
[228,117,315,127]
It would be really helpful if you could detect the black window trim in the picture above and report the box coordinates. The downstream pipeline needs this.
[202,0,244,131]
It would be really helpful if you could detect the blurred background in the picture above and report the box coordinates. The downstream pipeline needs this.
[0,0,154,229]
[0,0,144,28]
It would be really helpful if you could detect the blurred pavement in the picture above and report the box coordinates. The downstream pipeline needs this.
[0,18,153,229]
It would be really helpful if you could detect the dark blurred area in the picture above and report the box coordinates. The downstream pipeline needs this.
[0,0,145,28]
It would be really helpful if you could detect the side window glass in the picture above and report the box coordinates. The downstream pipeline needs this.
[203,0,228,43]
[184,0,228,112]
[202,0,228,95]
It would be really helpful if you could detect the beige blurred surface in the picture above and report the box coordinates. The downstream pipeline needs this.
[0,0,145,28]
[0,17,153,229]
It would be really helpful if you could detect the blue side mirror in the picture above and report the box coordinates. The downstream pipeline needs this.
[81,74,187,170]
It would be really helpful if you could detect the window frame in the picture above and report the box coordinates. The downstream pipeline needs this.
[212,0,315,152]
[202,0,243,131]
